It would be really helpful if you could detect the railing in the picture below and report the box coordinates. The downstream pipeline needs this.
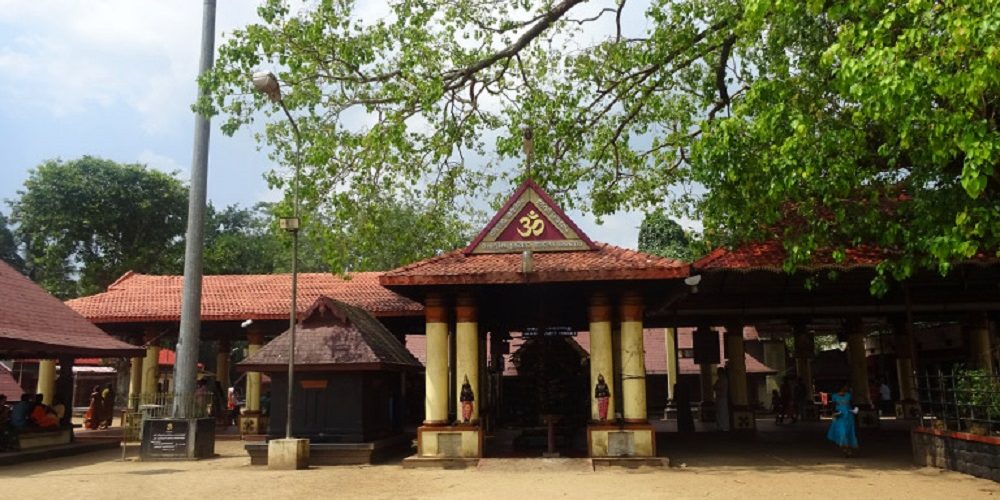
[917,368,1000,435]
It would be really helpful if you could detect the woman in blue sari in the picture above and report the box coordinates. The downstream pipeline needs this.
[826,384,859,456]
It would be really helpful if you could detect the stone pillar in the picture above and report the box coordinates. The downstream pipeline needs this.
[620,291,646,423]
[665,327,679,405]
[891,317,920,419]
[966,312,994,374]
[424,293,449,425]
[793,323,818,420]
[588,292,614,422]
[216,340,231,391]
[455,293,479,424]
[762,340,786,401]
[725,324,754,430]
[695,326,719,422]
[141,328,161,401]
[846,318,878,427]
[36,359,57,406]
[128,356,143,409]
[245,330,264,413]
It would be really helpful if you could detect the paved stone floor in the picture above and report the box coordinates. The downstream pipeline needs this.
[1,419,997,499]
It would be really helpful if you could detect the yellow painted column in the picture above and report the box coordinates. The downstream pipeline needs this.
[36,359,57,406]
[588,292,614,422]
[620,291,647,422]
[245,330,264,413]
[846,319,872,406]
[455,294,479,423]
[216,340,231,391]
[424,293,449,425]
[141,329,161,402]
[892,318,917,401]
[724,325,749,407]
[665,327,678,401]
[967,312,994,374]
[128,356,143,409]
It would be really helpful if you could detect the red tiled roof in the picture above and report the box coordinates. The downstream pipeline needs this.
[0,261,144,358]
[0,365,23,399]
[77,348,182,367]
[381,243,688,286]
[694,240,886,272]
[66,271,423,324]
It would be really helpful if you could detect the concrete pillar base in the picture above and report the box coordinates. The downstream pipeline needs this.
[895,400,922,420]
[731,406,756,431]
[416,425,482,458]
[268,438,310,470]
[587,423,656,458]
[239,411,267,437]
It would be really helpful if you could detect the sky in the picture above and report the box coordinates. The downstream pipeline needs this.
[0,1,651,250]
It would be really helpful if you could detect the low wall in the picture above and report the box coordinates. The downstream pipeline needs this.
[912,427,1000,482]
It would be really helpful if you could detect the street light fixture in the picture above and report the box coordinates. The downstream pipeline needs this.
[252,70,302,442]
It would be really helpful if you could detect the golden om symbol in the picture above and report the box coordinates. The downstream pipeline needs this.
[517,210,545,237]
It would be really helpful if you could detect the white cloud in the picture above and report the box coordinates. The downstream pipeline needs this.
[137,149,186,177]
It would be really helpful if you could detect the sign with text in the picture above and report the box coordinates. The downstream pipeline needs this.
[140,419,190,459]
[522,326,577,338]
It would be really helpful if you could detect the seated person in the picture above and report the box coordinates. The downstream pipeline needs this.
[10,394,33,430]
[29,394,58,429]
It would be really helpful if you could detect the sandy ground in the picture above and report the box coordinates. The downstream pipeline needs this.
[1,436,997,500]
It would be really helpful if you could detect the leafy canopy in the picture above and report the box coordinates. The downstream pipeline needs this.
[204,0,1000,292]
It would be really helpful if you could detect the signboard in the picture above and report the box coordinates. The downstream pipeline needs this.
[141,419,190,459]
[522,326,576,338]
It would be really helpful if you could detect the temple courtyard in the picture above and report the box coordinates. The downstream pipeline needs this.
[2,421,997,499]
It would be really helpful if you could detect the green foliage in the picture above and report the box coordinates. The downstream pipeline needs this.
[637,210,700,261]
[203,0,1000,291]
[953,366,1000,420]
[9,157,188,298]
[0,212,24,273]
[203,203,283,275]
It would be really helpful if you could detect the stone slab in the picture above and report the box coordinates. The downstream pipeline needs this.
[268,438,310,470]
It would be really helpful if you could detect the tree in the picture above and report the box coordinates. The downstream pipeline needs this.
[637,210,700,262]
[203,0,1000,293]
[203,203,284,275]
[0,212,25,273]
[9,157,188,298]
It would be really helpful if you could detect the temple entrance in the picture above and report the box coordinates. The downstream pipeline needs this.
[491,335,590,457]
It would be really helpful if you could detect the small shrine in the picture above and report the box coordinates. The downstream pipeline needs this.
[238,296,421,465]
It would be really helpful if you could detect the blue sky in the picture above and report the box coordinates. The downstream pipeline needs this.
[0,1,651,249]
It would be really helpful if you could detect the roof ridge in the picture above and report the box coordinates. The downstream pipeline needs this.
[600,242,689,267]
[107,270,138,290]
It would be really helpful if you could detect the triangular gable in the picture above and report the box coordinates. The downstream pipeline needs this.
[465,179,596,254]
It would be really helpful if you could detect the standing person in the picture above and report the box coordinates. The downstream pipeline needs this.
[794,377,809,421]
[826,384,859,456]
[771,389,782,424]
[212,381,225,424]
[100,382,115,428]
[714,367,730,431]
[0,394,16,452]
[878,379,893,417]
[226,387,238,427]
[83,385,102,430]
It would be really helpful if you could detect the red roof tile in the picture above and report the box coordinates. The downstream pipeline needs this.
[694,240,886,272]
[0,261,144,358]
[66,271,422,324]
[0,365,24,399]
[381,243,688,286]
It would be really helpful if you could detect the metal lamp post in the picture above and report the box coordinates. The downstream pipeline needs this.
[252,71,301,441]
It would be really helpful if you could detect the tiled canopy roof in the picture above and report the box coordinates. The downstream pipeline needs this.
[66,271,423,324]
[0,261,144,358]
[694,240,886,272]
[0,365,23,399]
[239,296,421,372]
[381,243,688,286]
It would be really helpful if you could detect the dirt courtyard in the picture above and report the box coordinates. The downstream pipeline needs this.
[2,431,998,500]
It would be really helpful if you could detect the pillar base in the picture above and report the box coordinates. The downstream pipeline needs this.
[895,400,922,420]
[731,406,756,431]
[587,423,656,458]
[239,411,268,437]
[267,438,310,470]
[415,424,482,458]
[857,406,880,428]
[699,401,715,422]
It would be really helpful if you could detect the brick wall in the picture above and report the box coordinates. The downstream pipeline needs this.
[912,427,1000,482]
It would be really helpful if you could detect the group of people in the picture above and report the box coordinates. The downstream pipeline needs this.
[83,383,116,430]
[0,392,65,451]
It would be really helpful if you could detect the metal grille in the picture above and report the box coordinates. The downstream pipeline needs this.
[917,368,1000,435]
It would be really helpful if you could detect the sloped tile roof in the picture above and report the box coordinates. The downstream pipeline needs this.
[694,240,887,272]
[238,297,420,372]
[66,271,423,324]
[0,261,144,358]
[0,365,24,399]
[381,243,688,286]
